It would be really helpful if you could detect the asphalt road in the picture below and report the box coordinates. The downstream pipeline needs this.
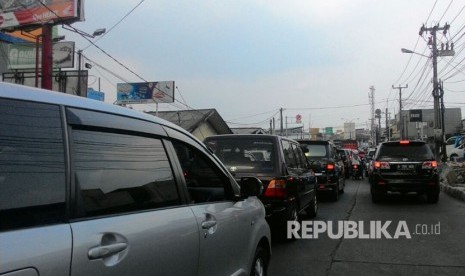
[268,177,465,276]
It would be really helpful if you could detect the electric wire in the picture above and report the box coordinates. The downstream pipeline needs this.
[82,0,145,51]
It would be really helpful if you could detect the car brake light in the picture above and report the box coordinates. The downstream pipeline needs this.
[422,161,437,169]
[264,179,287,198]
[327,163,334,170]
[374,161,390,169]
[353,164,358,169]
[399,140,410,145]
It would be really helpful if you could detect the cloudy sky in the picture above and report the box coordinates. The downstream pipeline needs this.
[61,0,465,131]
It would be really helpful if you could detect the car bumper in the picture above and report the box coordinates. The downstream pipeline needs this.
[371,174,440,193]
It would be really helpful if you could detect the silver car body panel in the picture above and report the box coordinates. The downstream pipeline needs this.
[0,225,72,276]
[69,207,199,276]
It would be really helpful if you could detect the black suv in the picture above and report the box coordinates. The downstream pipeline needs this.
[297,140,345,201]
[204,135,318,229]
[369,140,440,203]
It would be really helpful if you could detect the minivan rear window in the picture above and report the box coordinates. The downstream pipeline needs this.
[377,143,434,160]
[205,138,275,173]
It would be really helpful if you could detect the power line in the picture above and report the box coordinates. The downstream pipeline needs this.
[438,0,454,23]
[82,0,145,51]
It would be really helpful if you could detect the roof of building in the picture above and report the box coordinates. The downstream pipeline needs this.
[146,109,232,134]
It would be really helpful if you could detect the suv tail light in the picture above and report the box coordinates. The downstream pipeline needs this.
[327,163,335,170]
[264,179,287,198]
[374,161,390,169]
[422,161,437,169]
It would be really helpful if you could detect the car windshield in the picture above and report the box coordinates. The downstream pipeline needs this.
[205,138,275,173]
[377,143,434,160]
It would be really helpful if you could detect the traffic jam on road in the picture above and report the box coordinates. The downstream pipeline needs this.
[2,1,465,276]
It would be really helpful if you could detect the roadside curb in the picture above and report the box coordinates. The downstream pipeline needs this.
[440,182,465,202]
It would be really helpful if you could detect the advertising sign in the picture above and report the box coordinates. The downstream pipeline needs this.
[87,88,105,102]
[409,109,422,122]
[0,0,83,30]
[8,41,75,69]
[295,114,302,124]
[116,81,175,104]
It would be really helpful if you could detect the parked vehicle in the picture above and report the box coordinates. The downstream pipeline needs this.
[297,140,345,201]
[204,135,318,231]
[448,144,465,161]
[0,83,271,276]
[369,140,439,203]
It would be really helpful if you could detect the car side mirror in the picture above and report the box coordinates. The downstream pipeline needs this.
[239,177,263,197]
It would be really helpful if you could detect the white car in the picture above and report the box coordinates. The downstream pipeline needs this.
[448,144,465,161]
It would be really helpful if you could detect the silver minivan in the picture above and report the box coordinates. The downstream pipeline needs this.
[0,82,271,276]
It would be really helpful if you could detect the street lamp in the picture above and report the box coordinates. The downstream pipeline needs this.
[401,48,431,58]
[71,27,106,96]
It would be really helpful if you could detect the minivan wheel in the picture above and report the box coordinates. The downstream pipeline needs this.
[251,246,268,276]
[371,189,383,203]
[306,193,318,218]
[427,193,439,204]
[332,186,339,201]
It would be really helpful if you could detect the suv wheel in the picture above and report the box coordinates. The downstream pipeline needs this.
[427,193,439,204]
[251,246,268,276]
[371,189,383,203]
[332,185,339,201]
[306,193,318,218]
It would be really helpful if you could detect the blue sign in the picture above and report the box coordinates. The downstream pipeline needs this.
[87,88,105,102]
[116,81,175,104]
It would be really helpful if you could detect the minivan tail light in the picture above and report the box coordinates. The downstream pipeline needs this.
[374,161,390,169]
[422,161,437,169]
[264,179,287,198]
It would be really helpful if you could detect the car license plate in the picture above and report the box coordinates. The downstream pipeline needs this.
[398,164,415,170]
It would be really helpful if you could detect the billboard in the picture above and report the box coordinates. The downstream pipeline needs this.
[8,41,74,69]
[116,81,175,104]
[0,0,83,30]
[409,109,423,122]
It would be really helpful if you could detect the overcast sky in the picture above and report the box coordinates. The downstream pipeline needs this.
[61,0,465,131]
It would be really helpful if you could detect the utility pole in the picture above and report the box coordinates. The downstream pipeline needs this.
[385,108,390,141]
[420,23,453,160]
[392,84,408,139]
[77,50,82,96]
[369,86,375,145]
[41,24,53,90]
[280,108,284,136]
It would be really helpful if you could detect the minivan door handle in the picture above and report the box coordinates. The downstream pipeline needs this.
[201,220,217,229]
[88,242,128,260]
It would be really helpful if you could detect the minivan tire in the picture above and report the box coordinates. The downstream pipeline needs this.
[251,246,268,276]
[306,193,318,218]
[332,186,339,201]
[427,193,439,204]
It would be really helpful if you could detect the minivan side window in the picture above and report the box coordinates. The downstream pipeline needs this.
[293,144,308,169]
[72,129,180,218]
[0,99,66,231]
[172,140,230,203]
[282,140,297,169]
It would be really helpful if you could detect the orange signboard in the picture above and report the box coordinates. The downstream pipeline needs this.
[0,0,83,30]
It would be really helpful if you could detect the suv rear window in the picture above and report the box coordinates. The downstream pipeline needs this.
[205,138,275,173]
[377,142,434,160]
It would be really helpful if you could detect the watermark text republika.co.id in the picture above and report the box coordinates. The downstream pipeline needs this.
[288,220,441,239]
